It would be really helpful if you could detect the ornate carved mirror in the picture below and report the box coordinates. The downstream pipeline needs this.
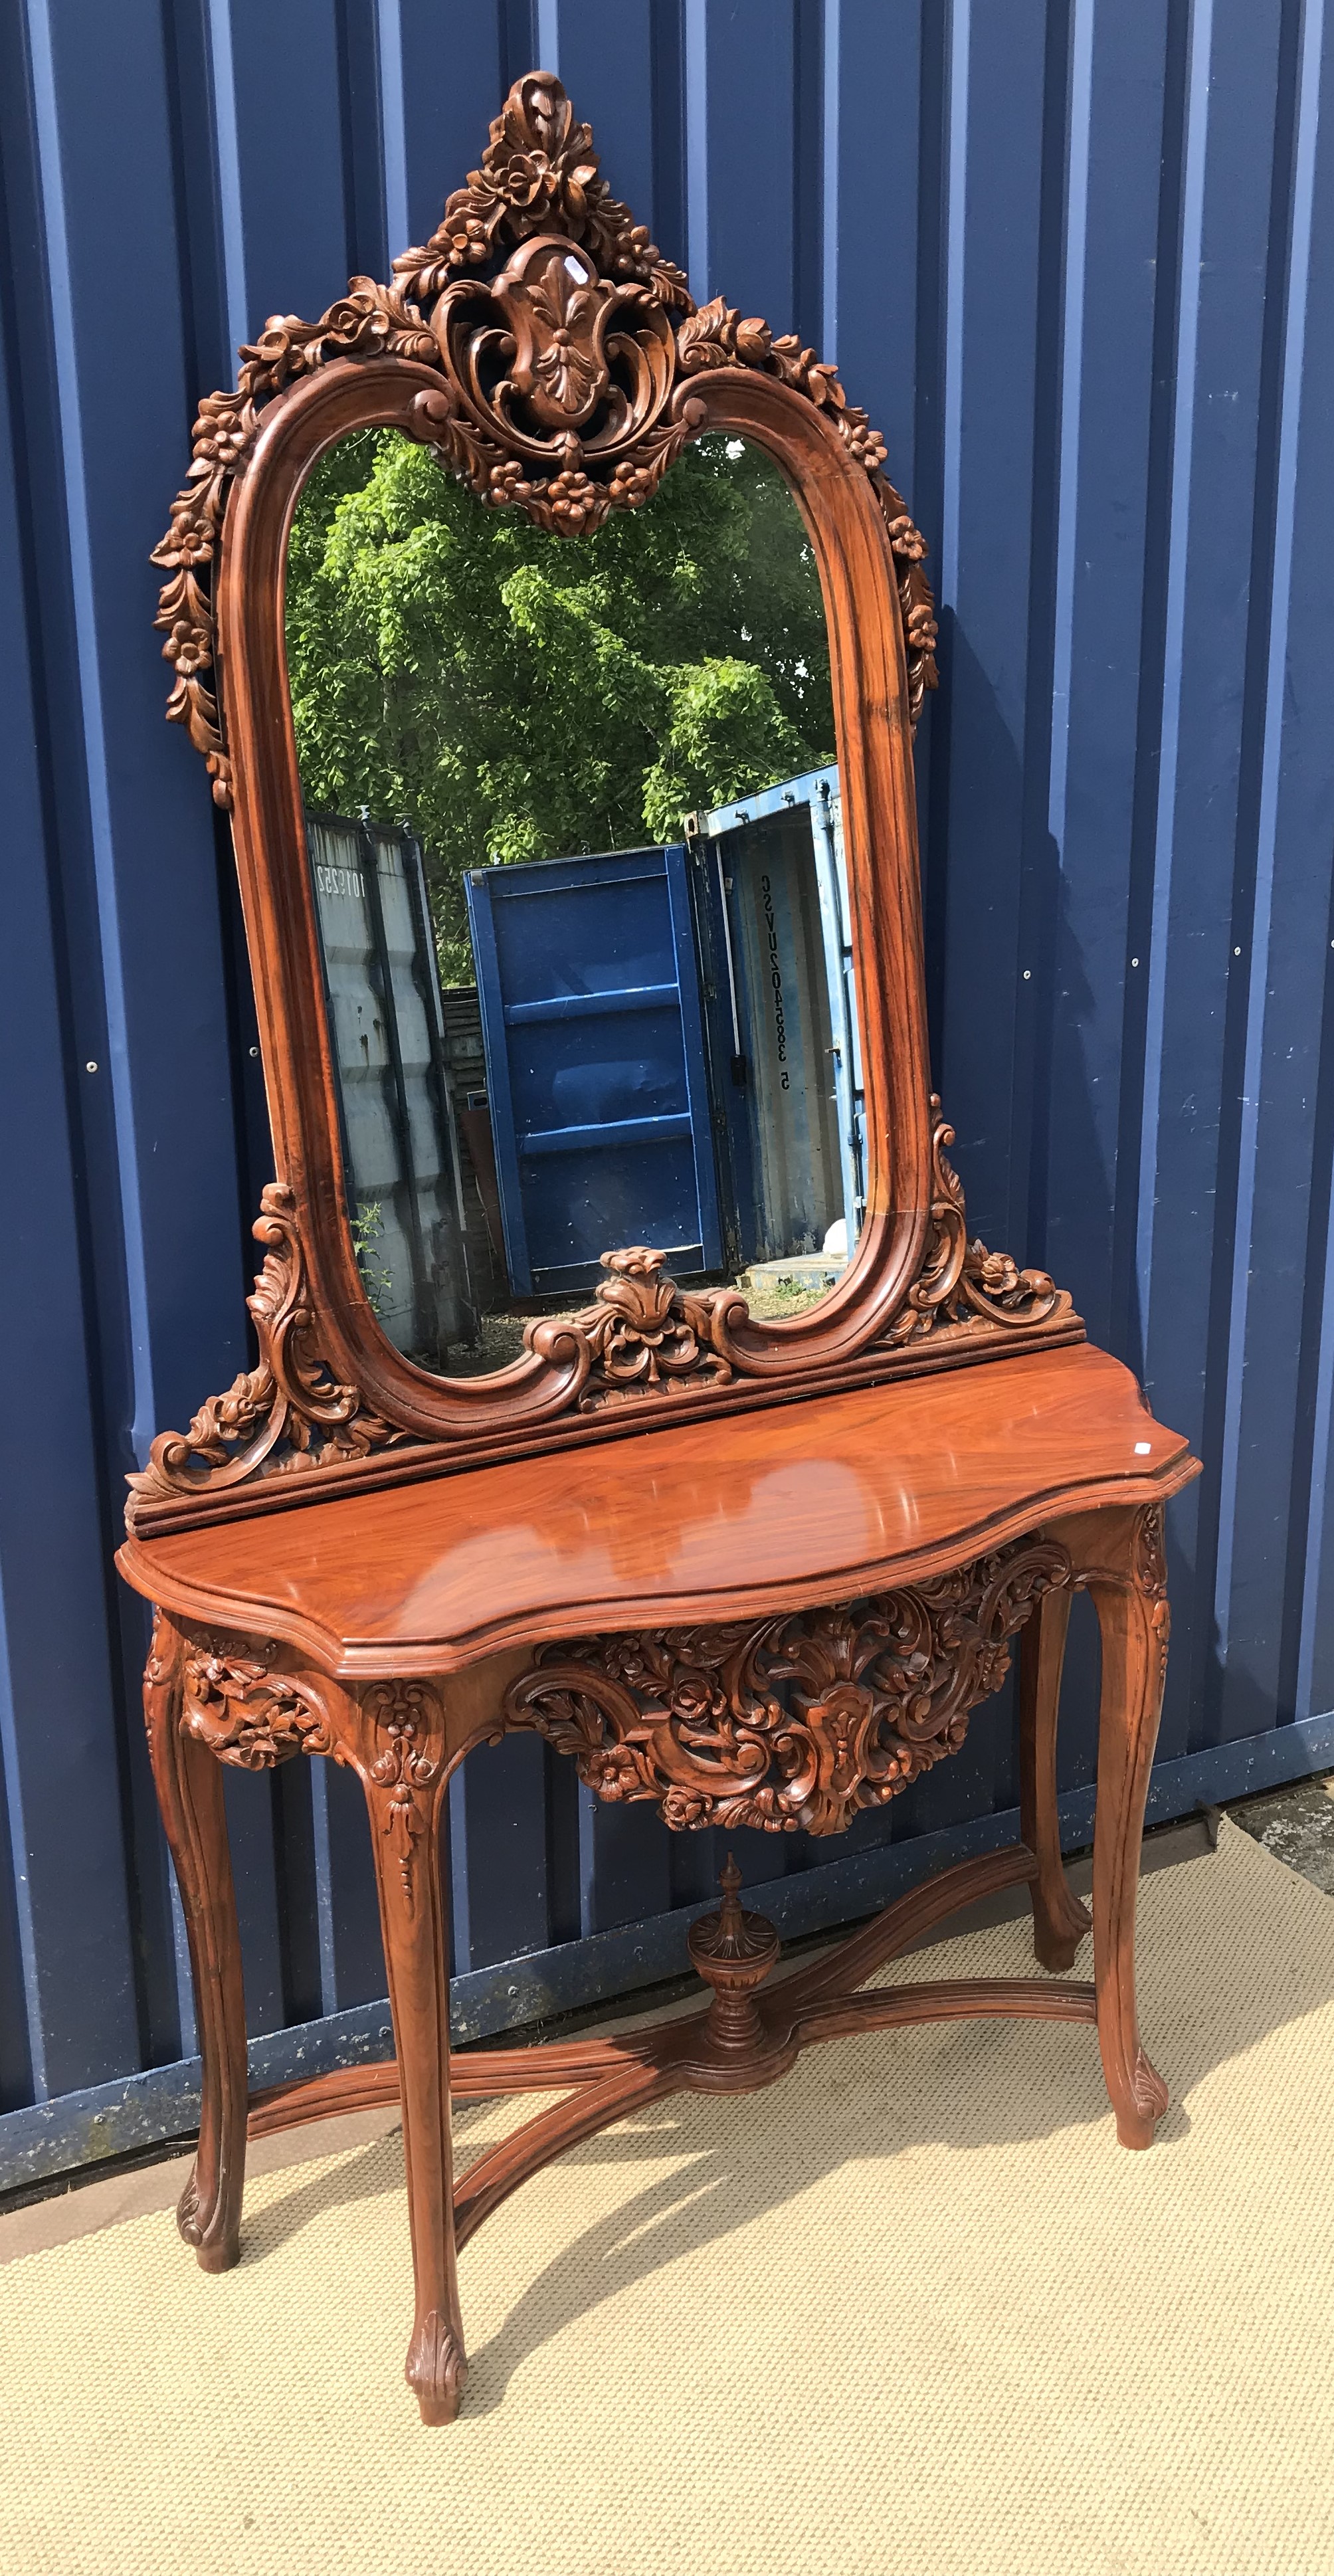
[132,73,1078,1536]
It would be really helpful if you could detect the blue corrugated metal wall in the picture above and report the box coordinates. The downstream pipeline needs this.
[4,0,1334,2186]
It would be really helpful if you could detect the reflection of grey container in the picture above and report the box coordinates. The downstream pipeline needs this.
[692,769,860,1269]
[729,807,841,1254]
[438,985,509,1312]
[306,815,473,1364]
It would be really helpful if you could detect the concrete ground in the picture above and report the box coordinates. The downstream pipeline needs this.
[1222,1766,1334,1892]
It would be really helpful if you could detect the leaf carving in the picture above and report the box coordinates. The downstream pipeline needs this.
[125,1182,411,1523]
[504,1537,1072,1836]
[152,74,939,807]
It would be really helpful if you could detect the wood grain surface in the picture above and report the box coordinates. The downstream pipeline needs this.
[119,1345,1196,1675]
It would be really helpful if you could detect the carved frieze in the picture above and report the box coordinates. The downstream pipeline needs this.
[178,1632,332,1769]
[169,1631,444,1921]
[503,1536,1072,1836]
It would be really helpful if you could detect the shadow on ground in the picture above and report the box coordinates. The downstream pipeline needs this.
[236,1831,1334,2412]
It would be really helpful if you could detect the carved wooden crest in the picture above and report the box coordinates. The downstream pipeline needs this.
[151,70,937,811]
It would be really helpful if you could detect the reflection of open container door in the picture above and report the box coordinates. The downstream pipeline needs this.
[686,767,864,1290]
[464,846,722,1298]
[306,815,474,1365]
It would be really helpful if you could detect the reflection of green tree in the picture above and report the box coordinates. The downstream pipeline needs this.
[285,430,835,981]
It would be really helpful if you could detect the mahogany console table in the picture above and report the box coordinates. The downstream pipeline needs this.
[119,1343,1195,2423]
[122,72,1200,2423]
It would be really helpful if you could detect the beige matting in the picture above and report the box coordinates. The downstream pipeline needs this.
[2,1816,1333,2576]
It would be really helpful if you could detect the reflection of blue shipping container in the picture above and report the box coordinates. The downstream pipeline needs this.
[465,845,722,1297]
[306,815,472,1362]
[690,767,863,1272]
[468,773,862,1296]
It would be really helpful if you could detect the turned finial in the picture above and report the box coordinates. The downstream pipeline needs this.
[687,1853,781,2056]
[716,1852,743,1936]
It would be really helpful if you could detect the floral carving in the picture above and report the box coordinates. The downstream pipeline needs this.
[179,1633,332,1769]
[885,1099,1072,1349]
[504,1537,1071,1837]
[1134,1505,1167,1599]
[391,72,692,309]
[525,1245,747,1412]
[151,285,436,807]
[124,1181,411,1526]
[365,1682,442,1915]
[153,72,938,806]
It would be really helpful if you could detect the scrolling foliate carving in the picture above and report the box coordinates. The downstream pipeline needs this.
[124,1183,411,1526]
[503,1536,1071,1837]
[124,1101,1075,1522]
[524,1245,746,1411]
[153,72,937,806]
[178,1632,333,1769]
[885,1099,1074,1349]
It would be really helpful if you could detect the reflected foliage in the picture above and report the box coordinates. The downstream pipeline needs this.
[286,430,834,977]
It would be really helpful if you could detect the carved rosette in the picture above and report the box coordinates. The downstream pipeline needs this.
[151,70,937,811]
[177,1631,333,1769]
[125,1181,410,1524]
[503,1536,1071,1836]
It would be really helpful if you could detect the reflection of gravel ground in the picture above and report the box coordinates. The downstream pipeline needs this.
[433,1312,530,1376]
[740,1275,830,1320]
[1225,1769,1334,1894]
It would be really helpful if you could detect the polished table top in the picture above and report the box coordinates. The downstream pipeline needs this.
[118,1344,1196,1678]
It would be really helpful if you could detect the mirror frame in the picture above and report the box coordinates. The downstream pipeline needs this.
[130,74,1078,1534]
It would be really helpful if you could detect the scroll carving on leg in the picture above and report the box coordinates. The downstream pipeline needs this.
[503,1536,1072,1835]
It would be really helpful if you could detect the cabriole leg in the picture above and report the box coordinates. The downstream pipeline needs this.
[355,1682,465,2425]
[142,1609,248,2270]
[1018,1581,1091,1971]
[1086,1510,1172,2149]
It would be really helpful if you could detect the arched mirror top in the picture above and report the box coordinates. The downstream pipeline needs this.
[130,72,1078,1536]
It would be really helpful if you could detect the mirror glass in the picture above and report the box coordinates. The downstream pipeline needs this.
[285,426,864,1377]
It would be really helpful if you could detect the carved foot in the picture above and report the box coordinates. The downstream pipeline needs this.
[176,2169,240,2272]
[406,2310,467,2425]
[1032,1881,1092,1977]
[1115,2048,1171,2151]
